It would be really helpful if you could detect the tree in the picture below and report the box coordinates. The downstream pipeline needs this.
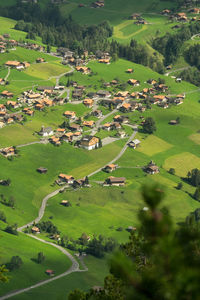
[5,224,18,235]
[84,176,89,185]
[7,256,23,271]
[0,210,6,223]
[194,187,200,201]
[143,117,156,134]
[37,252,45,264]
[176,182,183,190]
[0,265,9,283]
[169,168,175,175]
[8,196,15,208]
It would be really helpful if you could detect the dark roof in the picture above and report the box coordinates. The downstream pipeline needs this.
[108,177,126,183]
[81,135,96,142]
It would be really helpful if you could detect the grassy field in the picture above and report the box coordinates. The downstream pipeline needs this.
[12,254,109,300]
[0,231,72,297]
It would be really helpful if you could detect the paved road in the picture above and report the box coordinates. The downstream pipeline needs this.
[191,33,200,40]
[4,67,10,81]
[165,67,189,76]
[88,126,138,178]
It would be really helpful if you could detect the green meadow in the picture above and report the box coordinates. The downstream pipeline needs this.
[0,231,72,297]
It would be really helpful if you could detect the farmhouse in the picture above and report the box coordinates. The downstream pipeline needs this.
[31,226,40,234]
[1,91,14,98]
[64,111,76,119]
[49,136,61,146]
[35,104,44,111]
[58,174,74,184]
[128,139,141,149]
[169,120,178,125]
[114,115,129,124]
[83,98,94,107]
[126,68,133,73]
[104,176,126,186]
[7,101,19,109]
[145,161,159,174]
[97,90,111,98]
[1,147,15,157]
[98,59,110,64]
[83,120,95,128]
[5,61,21,68]
[115,91,129,98]
[45,270,54,276]
[79,135,99,150]
[39,126,54,137]
[60,200,70,206]
[92,110,102,118]
[37,167,48,174]
[36,57,45,63]
[92,1,104,8]
[128,79,140,86]
[76,66,90,74]
[104,164,117,172]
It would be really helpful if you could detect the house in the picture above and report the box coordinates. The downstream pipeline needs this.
[43,98,54,107]
[104,176,126,186]
[0,104,6,112]
[188,8,200,14]
[1,146,15,157]
[104,164,117,173]
[58,174,74,184]
[128,79,140,86]
[130,92,139,99]
[5,61,21,68]
[102,123,112,131]
[128,139,141,149]
[36,57,45,63]
[1,91,13,98]
[7,101,19,109]
[174,98,183,105]
[126,68,133,73]
[45,270,54,276]
[60,200,70,206]
[115,91,129,98]
[31,226,40,234]
[72,89,83,99]
[147,79,157,85]
[0,121,5,128]
[116,130,126,138]
[92,110,102,118]
[98,59,110,64]
[64,111,76,119]
[113,115,129,124]
[49,136,61,146]
[62,132,74,142]
[83,98,94,107]
[0,111,6,118]
[76,66,90,74]
[35,104,44,111]
[37,167,48,174]
[0,78,5,85]
[69,123,82,132]
[176,78,182,83]
[97,90,111,98]
[169,120,178,125]
[79,135,99,150]
[39,126,54,137]
[145,161,159,174]
[92,1,104,8]
[129,13,141,20]
[152,95,167,103]
[83,120,95,128]
[120,103,131,112]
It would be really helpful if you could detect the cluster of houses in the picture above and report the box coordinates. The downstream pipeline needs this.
[162,8,200,22]
[5,60,30,70]
[129,13,148,25]
[0,146,16,157]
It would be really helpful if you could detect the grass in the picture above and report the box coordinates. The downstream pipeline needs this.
[12,255,109,300]
[0,231,72,297]
[163,152,200,177]
[136,134,173,156]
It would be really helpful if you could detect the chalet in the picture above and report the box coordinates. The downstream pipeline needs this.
[76,66,90,74]
[176,94,185,99]
[130,92,139,99]
[155,84,168,92]
[0,111,6,118]
[83,98,94,107]
[104,164,117,173]
[188,8,200,14]
[1,146,15,157]
[60,200,70,206]
[35,104,44,111]
[110,80,118,86]
[56,128,66,135]
[26,110,34,116]
[11,113,23,122]
[174,98,183,105]
[152,95,167,103]
[69,123,82,132]
[1,91,13,98]
[79,135,99,150]
[158,102,169,109]
[0,104,6,112]
[0,78,5,85]
[112,97,125,106]
[58,174,74,184]
[36,57,45,63]
[98,59,110,64]
[0,122,5,128]
[91,1,104,8]
[116,130,126,138]
[83,120,95,128]
[113,115,129,124]
[72,89,83,99]
[5,61,21,68]
[128,79,140,86]
[7,101,18,109]
[0,45,6,53]
[37,167,48,174]
[112,122,121,130]
[120,103,131,112]
[43,98,54,107]
[39,126,54,137]
[128,139,141,149]
[102,123,112,131]
[169,120,178,125]
[73,179,85,188]
[147,79,157,85]
[162,9,171,15]
[62,132,74,142]
[126,68,133,73]
[97,90,111,98]
[27,93,41,100]
[104,176,126,186]
[37,86,54,92]
[145,161,159,174]
[45,270,54,276]
[31,226,40,234]
[49,136,61,146]
[129,13,141,20]
[6,118,14,124]
[63,111,76,119]
[92,110,102,118]
[176,78,182,83]
[115,91,129,98]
